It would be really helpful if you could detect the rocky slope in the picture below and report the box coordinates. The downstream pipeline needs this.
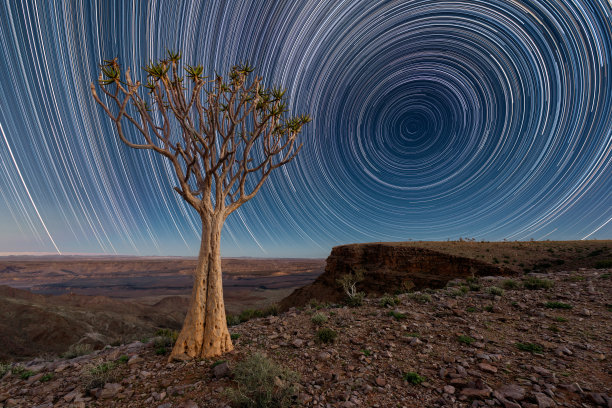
[280,243,513,309]
[1,267,610,407]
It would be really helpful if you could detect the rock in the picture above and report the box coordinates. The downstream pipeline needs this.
[534,392,556,407]
[63,390,80,402]
[317,352,331,361]
[460,388,491,398]
[375,377,386,387]
[212,362,231,378]
[26,373,44,383]
[477,363,497,373]
[292,338,304,348]
[176,401,199,408]
[128,355,144,366]
[279,243,508,309]
[496,384,526,401]
[98,383,123,399]
[443,385,455,394]
[586,393,607,406]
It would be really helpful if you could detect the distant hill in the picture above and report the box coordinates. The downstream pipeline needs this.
[281,240,611,309]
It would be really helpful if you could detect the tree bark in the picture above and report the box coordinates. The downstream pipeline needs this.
[169,215,233,360]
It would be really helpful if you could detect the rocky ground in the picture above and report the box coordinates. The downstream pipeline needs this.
[0,268,610,408]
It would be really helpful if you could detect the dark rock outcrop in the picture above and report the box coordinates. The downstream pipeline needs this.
[280,242,513,309]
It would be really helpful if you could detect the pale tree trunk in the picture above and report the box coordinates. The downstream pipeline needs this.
[169,215,233,360]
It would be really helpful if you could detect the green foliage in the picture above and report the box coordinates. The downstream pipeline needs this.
[450,285,470,297]
[502,279,519,289]
[0,362,9,378]
[484,305,494,312]
[40,373,53,382]
[117,355,129,364]
[337,270,365,306]
[544,301,573,309]
[225,353,299,408]
[595,260,612,268]
[311,313,328,325]
[361,349,372,357]
[405,332,420,338]
[388,310,406,320]
[231,333,241,340]
[403,371,426,385]
[153,328,179,355]
[316,328,338,344]
[523,277,554,290]
[515,342,543,353]
[588,249,604,257]
[553,316,568,322]
[11,366,34,380]
[83,361,118,390]
[380,294,400,308]
[488,286,504,296]
[466,306,477,313]
[409,293,432,303]
[599,273,611,279]
[346,292,365,307]
[227,305,280,326]
[457,335,475,345]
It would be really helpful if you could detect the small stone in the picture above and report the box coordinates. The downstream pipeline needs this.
[534,392,556,407]
[375,377,386,387]
[292,339,304,348]
[496,384,526,401]
[212,362,231,378]
[99,383,123,399]
[460,388,491,398]
[176,401,199,408]
[477,363,497,373]
[586,393,607,406]
[128,355,144,366]
[317,352,331,361]
[444,385,455,394]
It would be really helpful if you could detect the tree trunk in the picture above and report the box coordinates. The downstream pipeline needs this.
[169,215,233,360]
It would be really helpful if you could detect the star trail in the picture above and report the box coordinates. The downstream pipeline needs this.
[0,1,610,257]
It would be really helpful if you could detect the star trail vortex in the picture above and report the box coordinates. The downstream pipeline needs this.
[0,1,610,257]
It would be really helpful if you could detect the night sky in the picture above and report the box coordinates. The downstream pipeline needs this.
[0,1,610,258]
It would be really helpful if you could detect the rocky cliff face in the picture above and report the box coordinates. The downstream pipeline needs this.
[281,243,512,309]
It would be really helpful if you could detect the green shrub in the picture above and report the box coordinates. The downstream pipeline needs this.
[231,333,241,340]
[544,301,573,309]
[388,310,406,320]
[316,328,338,344]
[11,366,34,380]
[600,273,611,279]
[361,349,372,356]
[409,293,432,304]
[515,342,543,353]
[403,371,426,385]
[40,373,53,382]
[588,249,604,257]
[63,343,94,359]
[466,306,477,313]
[502,279,519,289]
[153,328,179,355]
[83,361,118,390]
[345,292,365,307]
[484,305,494,312]
[488,286,504,296]
[225,353,299,408]
[523,277,553,290]
[553,316,568,322]
[595,260,612,268]
[228,305,280,326]
[457,335,475,345]
[0,362,9,378]
[380,294,399,308]
[117,355,129,364]
[311,313,328,325]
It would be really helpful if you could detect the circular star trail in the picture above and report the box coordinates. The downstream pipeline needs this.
[0,0,610,257]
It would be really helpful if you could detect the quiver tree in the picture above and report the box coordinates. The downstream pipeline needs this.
[90,51,310,359]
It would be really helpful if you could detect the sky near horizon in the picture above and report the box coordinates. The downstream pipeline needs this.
[0,1,610,258]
